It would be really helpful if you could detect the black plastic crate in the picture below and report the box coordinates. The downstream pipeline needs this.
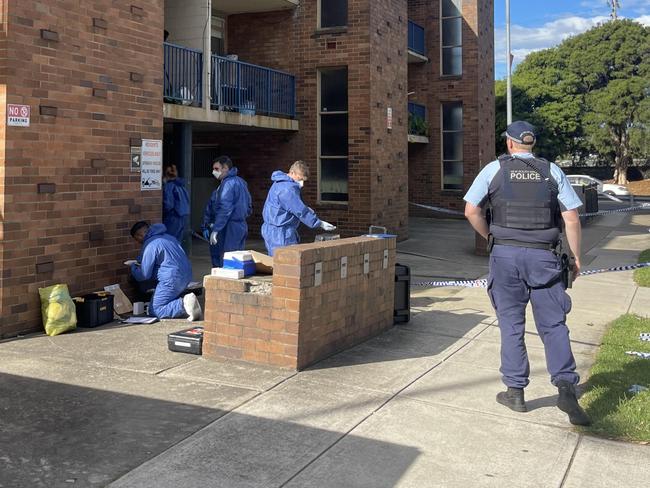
[168,326,204,355]
[394,263,411,324]
[74,293,114,328]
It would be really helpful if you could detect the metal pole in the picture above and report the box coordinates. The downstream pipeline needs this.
[506,0,512,124]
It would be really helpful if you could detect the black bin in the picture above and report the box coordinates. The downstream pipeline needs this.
[74,293,114,328]
[394,263,410,324]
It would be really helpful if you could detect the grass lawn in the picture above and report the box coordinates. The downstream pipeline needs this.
[580,314,650,442]
[633,249,650,287]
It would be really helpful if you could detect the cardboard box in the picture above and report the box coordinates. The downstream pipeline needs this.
[248,250,273,274]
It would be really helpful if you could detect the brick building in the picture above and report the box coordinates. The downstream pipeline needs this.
[0,0,493,337]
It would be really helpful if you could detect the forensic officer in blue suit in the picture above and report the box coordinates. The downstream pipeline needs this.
[464,121,590,426]
[162,164,190,242]
[129,221,201,321]
[202,156,252,267]
[261,160,336,256]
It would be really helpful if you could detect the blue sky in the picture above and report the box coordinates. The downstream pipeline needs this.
[494,0,650,79]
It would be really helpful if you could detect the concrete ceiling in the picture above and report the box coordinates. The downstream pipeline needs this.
[213,0,298,15]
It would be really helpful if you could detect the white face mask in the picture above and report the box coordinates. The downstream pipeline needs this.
[298,180,304,188]
[212,170,221,179]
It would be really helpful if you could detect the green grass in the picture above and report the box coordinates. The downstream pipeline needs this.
[580,314,650,442]
[633,249,650,287]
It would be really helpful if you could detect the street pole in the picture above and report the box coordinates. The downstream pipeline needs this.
[506,0,512,124]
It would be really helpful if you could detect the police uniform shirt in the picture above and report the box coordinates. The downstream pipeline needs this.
[464,152,583,242]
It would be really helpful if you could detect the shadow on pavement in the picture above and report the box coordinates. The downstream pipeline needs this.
[0,373,420,488]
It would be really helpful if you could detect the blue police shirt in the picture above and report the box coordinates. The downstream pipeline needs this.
[464,153,582,211]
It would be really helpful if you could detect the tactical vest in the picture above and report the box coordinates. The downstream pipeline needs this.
[488,155,561,234]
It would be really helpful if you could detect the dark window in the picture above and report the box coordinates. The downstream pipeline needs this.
[441,0,462,76]
[320,69,348,112]
[319,67,348,202]
[320,0,347,28]
[442,102,463,190]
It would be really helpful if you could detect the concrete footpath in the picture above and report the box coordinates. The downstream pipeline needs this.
[1,211,649,487]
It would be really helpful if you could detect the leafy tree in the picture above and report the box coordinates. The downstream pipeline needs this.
[497,19,649,183]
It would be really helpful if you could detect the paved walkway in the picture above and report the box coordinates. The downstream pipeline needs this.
[1,212,649,487]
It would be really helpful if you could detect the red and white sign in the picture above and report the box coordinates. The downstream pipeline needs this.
[7,104,30,127]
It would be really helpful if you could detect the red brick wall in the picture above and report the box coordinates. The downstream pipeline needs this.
[203,236,396,369]
[407,0,494,216]
[0,1,164,337]
[226,0,410,238]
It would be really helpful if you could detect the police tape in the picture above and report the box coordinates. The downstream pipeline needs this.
[413,262,650,288]
[409,201,650,217]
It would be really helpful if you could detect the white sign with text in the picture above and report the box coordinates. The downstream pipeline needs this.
[7,104,30,127]
[140,139,162,191]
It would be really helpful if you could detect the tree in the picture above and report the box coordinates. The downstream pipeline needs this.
[498,19,649,183]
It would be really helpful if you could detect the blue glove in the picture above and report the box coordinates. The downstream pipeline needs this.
[202,228,210,241]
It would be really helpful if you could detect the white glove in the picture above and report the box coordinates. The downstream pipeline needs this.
[320,221,336,232]
[124,260,139,266]
[209,231,218,245]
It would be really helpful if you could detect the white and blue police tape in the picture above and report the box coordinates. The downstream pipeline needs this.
[640,333,650,342]
[625,351,650,360]
[409,201,650,218]
[413,262,650,288]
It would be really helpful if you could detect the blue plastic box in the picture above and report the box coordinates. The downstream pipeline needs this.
[223,258,256,277]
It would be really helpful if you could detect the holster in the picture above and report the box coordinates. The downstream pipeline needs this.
[486,234,495,254]
[561,253,575,289]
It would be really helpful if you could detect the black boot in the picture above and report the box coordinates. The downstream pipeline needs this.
[496,387,527,412]
[556,380,591,426]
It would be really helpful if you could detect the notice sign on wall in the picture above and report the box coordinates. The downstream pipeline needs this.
[140,139,162,191]
[7,104,30,127]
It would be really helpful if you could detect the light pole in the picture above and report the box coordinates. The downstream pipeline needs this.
[506,0,512,124]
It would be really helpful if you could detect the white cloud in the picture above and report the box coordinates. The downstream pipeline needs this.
[495,13,649,72]
[495,15,609,65]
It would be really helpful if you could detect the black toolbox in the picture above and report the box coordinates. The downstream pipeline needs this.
[74,292,114,328]
[168,326,204,355]
[394,263,411,324]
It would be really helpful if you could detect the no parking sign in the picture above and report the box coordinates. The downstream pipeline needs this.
[7,104,30,127]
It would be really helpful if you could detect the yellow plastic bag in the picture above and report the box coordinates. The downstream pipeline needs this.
[38,284,77,336]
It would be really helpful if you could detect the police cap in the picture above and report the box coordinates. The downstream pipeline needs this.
[502,120,537,145]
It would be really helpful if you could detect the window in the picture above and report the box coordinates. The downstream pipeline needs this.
[318,68,348,202]
[320,0,347,28]
[211,16,225,56]
[441,0,462,76]
[442,102,463,190]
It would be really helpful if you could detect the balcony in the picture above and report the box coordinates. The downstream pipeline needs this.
[408,20,427,64]
[215,0,298,14]
[211,55,295,119]
[163,42,298,131]
[408,102,429,144]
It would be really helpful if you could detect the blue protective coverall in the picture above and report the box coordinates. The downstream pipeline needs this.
[162,177,190,242]
[130,224,192,318]
[202,167,252,267]
[261,171,321,256]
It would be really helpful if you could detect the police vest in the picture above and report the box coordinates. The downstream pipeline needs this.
[488,155,561,232]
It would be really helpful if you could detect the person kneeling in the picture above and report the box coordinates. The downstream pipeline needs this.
[129,221,202,321]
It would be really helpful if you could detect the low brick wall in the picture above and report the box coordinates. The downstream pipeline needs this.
[203,237,396,369]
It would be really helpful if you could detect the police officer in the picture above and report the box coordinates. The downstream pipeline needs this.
[464,121,590,426]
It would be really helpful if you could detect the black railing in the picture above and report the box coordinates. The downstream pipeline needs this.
[163,42,203,106]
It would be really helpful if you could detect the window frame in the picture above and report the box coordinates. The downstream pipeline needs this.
[318,0,348,29]
[317,67,349,204]
[440,0,463,77]
[441,101,464,192]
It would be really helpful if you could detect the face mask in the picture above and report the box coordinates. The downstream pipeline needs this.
[298,180,304,188]
[212,170,221,179]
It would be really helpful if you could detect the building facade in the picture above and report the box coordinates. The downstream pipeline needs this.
[0,0,493,337]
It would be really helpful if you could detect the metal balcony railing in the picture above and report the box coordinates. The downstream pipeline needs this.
[408,20,425,56]
[408,102,427,136]
[163,42,203,106]
[211,55,296,119]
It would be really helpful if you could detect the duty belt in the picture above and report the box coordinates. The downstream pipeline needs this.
[487,234,559,253]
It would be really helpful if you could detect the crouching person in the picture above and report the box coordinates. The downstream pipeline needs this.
[129,221,202,321]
